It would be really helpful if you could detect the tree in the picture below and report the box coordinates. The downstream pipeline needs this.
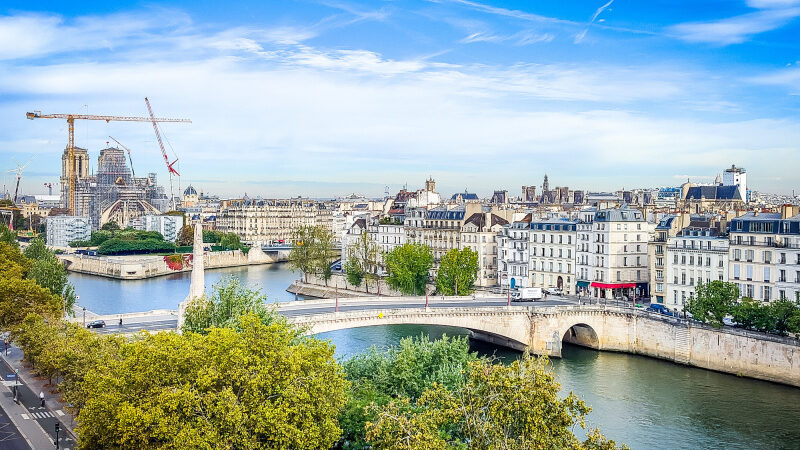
[220,232,243,250]
[0,277,62,329]
[313,227,337,287]
[100,221,120,234]
[23,237,50,261]
[203,229,223,243]
[365,355,627,449]
[0,224,16,248]
[0,242,30,279]
[384,243,433,296]
[435,247,479,296]
[340,334,477,448]
[730,297,767,330]
[686,280,738,328]
[347,231,380,293]
[181,276,286,334]
[289,225,318,283]
[768,298,800,335]
[345,257,364,289]
[178,224,194,246]
[78,315,348,449]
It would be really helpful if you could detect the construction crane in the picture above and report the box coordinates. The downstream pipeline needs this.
[108,136,136,178]
[43,182,57,196]
[26,110,191,215]
[144,97,182,210]
[7,158,32,203]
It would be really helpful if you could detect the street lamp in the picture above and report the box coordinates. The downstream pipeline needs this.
[55,422,60,449]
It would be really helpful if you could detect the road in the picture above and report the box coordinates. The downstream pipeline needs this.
[0,350,76,450]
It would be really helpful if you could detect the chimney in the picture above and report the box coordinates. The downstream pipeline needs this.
[781,204,799,219]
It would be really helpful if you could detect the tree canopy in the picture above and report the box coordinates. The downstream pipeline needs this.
[78,315,348,449]
[346,231,380,293]
[435,247,479,296]
[181,276,286,335]
[384,243,433,296]
[686,280,738,328]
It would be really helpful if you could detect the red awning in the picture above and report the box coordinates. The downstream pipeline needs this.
[590,282,636,289]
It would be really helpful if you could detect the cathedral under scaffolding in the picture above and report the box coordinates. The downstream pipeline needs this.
[60,146,170,229]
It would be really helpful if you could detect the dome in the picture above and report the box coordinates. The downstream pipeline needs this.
[184,185,197,196]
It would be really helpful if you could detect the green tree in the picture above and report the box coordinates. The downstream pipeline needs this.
[345,257,364,289]
[0,242,30,278]
[177,224,194,246]
[435,247,479,296]
[313,226,337,287]
[0,224,17,248]
[384,243,433,296]
[220,232,243,250]
[686,280,738,328]
[339,334,477,448]
[203,229,223,243]
[0,277,62,329]
[347,231,380,293]
[78,315,348,449]
[23,237,50,261]
[100,221,120,234]
[365,355,626,449]
[289,225,318,283]
[181,276,285,334]
[767,298,800,335]
[730,297,767,330]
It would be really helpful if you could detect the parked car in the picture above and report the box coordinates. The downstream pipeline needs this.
[550,288,564,296]
[511,287,543,302]
[86,320,106,329]
[646,304,672,316]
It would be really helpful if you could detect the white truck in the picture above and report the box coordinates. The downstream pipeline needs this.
[511,287,543,302]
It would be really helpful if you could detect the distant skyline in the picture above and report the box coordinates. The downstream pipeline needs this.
[1,0,799,198]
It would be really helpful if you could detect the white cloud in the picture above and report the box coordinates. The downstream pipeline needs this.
[1,9,798,197]
[669,5,800,45]
[746,0,800,8]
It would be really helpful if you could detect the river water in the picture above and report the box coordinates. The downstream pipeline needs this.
[69,263,800,449]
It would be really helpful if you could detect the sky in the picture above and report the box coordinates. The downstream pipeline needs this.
[0,0,799,199]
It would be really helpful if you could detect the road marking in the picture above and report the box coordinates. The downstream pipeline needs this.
[20,414,28,420]
[56,409,65,416]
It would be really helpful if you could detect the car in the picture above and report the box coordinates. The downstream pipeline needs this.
[550,288,564,296]
[86,320,106,329]
[646,304,673,316]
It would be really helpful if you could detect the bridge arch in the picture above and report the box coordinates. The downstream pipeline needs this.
[562,323,600,350]
[290,308,534,352]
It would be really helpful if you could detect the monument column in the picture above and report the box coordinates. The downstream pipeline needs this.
[177,220,205,331]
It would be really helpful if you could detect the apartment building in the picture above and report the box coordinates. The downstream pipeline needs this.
[404,203,485,268]
[529,218,577,295]
[649,214,689,304]
[497,215,532,290]
[665,227,729,312]
[460,212,508,288]
[588,206,650,300]
[729,208,800,302]
[135,214,184,242]
[575,208,596,297]
[46,215,91,247]
[216,198,335,245]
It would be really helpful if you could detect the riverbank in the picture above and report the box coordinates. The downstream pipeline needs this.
[60,247,284,280]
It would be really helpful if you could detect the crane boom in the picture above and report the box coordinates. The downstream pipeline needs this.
[108,136,136,178]
[26,110,191,214]
[144,97,181,210]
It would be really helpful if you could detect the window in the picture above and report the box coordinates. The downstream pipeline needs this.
[637,270,641,281]
[746,265,753,281]
[681,273,686,285]
[764,267,770,282]
[763,286,771,301]
[764,251,771,264]
[616,271,621,281]
[733,264,740,279]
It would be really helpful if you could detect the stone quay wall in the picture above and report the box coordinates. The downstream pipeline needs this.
[61,249,279,280]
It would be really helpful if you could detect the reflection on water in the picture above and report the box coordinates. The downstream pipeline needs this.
[72,264,800,449]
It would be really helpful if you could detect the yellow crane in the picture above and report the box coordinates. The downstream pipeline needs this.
[26,110,191,214]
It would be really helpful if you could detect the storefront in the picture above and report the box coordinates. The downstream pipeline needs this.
[590,282,638,300]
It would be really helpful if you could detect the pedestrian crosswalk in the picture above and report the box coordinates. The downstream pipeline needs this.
[21,410,55,419]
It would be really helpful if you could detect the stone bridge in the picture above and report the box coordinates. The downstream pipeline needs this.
[284,302,800,387]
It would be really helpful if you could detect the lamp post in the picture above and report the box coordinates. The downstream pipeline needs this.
[82,306,86,327]
[55,422,60,449]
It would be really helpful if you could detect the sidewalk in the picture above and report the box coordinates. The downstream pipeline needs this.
[1,344,78,449]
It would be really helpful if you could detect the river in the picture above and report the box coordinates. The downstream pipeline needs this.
[69,263,800,449]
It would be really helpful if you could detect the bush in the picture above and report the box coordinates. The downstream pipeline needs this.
[98,238,175,255]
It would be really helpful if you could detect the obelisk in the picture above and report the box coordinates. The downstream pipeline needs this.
[177,220,205,331]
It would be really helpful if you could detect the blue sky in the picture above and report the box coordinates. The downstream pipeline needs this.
[1,0,798,198]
